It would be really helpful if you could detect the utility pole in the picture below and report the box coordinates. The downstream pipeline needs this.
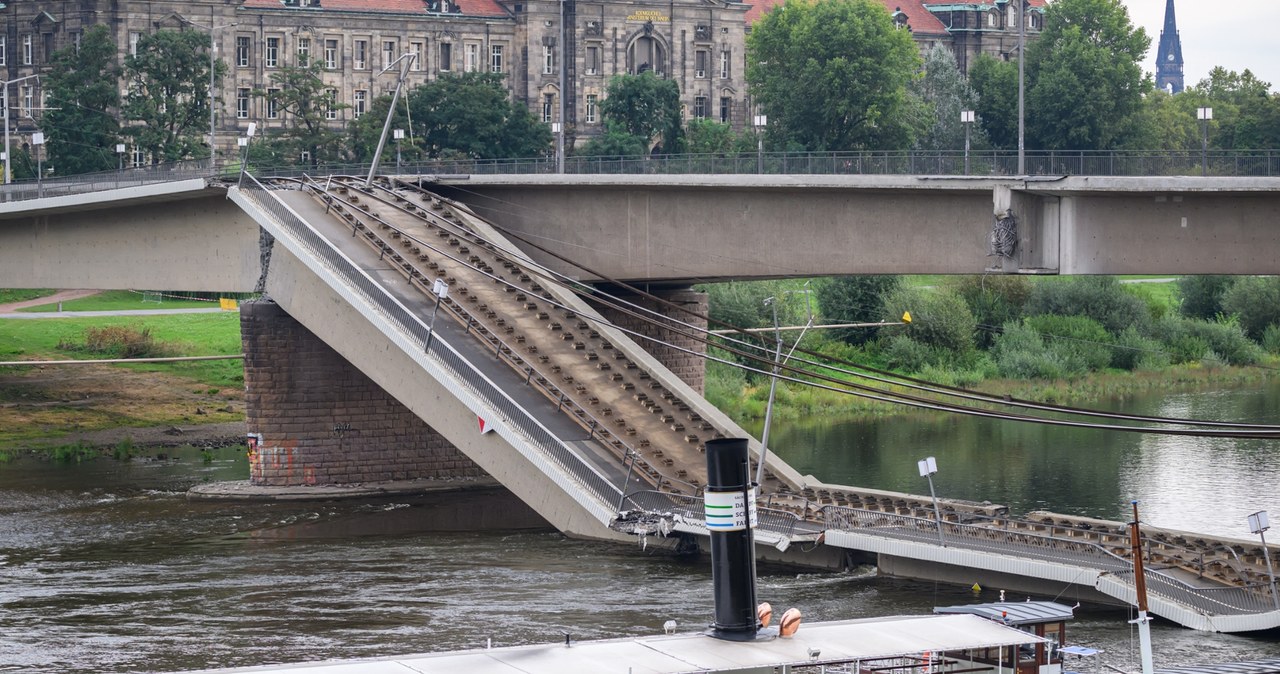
[1017,0,1026,175]
[2,74,40,185]
[183,11,236,168]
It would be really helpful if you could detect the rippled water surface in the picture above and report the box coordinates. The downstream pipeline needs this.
[3,382,1280,673]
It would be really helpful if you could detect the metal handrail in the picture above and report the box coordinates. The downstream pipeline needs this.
[820,505,1279,616]
[0,158,217,203]
[622,489,802,539]
[291,174,701,498]
[236,173,628,518]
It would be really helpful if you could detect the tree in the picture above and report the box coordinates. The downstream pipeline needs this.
[1025,0,1150,150]
[1123,88,1198,151]
[256,61,347,168]
[968,54,1018,150]
[880,285,976,354]
[1177,275,1233,321]
[1188,68,1280,150]
[1221,276,1280,342]
[350,72,550,160]
[746,0,921,151]
[597,72,683,153]
[44,25,121,175]
[814,276,901,345]
[122,29,224,164]
[911,45,987,152]
[577,124,650,158]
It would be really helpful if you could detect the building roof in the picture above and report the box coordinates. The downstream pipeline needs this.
[240,0,508,19]
[934,601,1076,626]
[745,0,1050,35]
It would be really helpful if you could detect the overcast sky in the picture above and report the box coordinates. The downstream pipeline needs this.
[1121,0,1279,92]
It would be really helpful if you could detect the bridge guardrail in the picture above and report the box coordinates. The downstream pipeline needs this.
[622,490,802,540]
[820,505,1277,616]
[236,174,627,521]
[0,159,218,203]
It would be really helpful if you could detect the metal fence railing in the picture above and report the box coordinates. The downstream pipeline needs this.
[235,173,628,519]
[821,505,1279,616]
[5,149,1278,205]
[622,489,803,540]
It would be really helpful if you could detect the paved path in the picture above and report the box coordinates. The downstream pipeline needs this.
[0,307,229,319]
[0,289,100,313]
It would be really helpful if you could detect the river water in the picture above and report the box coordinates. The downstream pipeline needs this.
[2,384,1279,673]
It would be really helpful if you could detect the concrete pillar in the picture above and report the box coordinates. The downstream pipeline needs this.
[592,286,708,394]
[240,299,489,486]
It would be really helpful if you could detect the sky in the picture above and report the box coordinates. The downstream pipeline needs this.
[1122,0,1280,92]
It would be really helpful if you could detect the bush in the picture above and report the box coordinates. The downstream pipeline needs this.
[880,286,976,354]
[1263,325,1280,355]
[58,326,176,359]
[1178,275,1234,320]
[1220,276,1280,341]
[1025,277,1151,335]
[1023,314,1113,372]
[1149,315,1263,366]
[991,322,1079,380]
[883,335,936,372]
[1111,327,1170,371]
[815,276,902,346]
[947,275,1031,348]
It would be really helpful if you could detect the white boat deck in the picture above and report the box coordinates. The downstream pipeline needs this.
[176,614,1045,674]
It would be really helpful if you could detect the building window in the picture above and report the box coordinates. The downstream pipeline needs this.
[324,39,338,69]
[267,89,281,119]
[354,39,368,70]
[695,50,708,78]
[42,34,53,62]
[383,40,397,68]
[409,41,423,70]
[543,45,555,75]
[0,37,7,67]
[21,85,33,117]
[23,34,34,65]
[464,43,479,72]
[586,94,598,123]
[129,32,141,57]
[720,96,731,123]
[1008,6,1015,26]
[988,12,996,27]
[693,96,707,119]
[297,37,310,65]
[585,45,599,75]
[236,88,250,119]
[354,90,367,118]
[720,50,730,79]
[73,32,82,52]
[491,44,504,73]
[236,36,251,67]
[542,93,554,123]
[131,146,146,168]
[439,42,452,71]
[265,37,280,68]
[325,88,338,120]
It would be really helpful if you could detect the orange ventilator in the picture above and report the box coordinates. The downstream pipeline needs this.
[756,602,773,628]
[779,608,802,637]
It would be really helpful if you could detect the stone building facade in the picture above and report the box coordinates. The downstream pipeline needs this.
[1,0,1044,166]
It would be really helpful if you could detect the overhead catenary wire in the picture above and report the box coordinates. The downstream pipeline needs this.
[318,176,1280,438]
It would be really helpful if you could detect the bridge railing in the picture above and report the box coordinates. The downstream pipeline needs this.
[820,505,1278,616]
[235,173,629,521]
[622,489,803,539]
[0,159,217,203]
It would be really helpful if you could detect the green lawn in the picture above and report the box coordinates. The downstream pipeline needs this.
[19,290,219,312]
[0,313,245,388]
[0,289,55,305]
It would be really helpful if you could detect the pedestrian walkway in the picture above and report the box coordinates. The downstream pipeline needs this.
[0,307,228,319]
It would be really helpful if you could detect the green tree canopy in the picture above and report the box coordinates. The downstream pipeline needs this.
[746,0,921,151]
[256,61,347,168]
[911,45,987,152]
[44,25,121,175]
[596,72,683,153]
[968,54,1018,150]
[1187,68,1280,149]
[350,72,550,160]
[1025,0,1150,150]
[123,29,224,164]
[814,276,901,345]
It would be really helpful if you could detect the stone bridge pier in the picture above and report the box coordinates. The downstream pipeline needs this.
[239,290,709,487]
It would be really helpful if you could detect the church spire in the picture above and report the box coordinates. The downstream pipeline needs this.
[1155,0,1184,93]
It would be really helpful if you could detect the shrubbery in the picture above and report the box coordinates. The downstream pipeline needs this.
[58,326,176,359]
[1023,314,1113,372]
[1025,277,1151,335]
[1221,276,1280,342]
[880,286,976,354]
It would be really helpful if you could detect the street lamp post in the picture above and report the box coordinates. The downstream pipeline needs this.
[753,114,767,174]
[393,128,404,171]
[116,143,126,188]
[918,456,945,547]
[551,122,563,173]
[961,110,975,175]
[2,74,40,185]
[184,12,236,168]
[1197,107,1213,176]
[1017,0,1025,175]
[1247,511,1280,610]
[237,122,255,187]
[423,277,450,354]
[32,131,44,197]
[556,0,565,174]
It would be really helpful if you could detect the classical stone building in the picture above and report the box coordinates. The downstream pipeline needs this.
[1,0,1043,167]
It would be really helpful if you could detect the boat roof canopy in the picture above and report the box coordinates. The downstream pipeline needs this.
[934,601,1075,626]
[178,614,1047,674]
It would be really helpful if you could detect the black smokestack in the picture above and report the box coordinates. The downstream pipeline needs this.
[705,437,759,641]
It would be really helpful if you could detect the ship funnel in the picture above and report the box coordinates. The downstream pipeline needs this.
[705,437,760,641]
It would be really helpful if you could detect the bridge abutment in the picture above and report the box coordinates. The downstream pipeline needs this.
[591,286,708,394]
[240,299,489,486]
